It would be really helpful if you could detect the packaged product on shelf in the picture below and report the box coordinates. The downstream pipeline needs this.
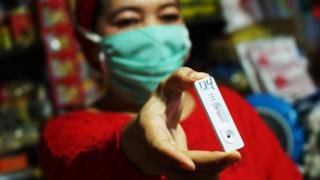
[0,81,53,178]
[46,33,71,53]
[180,0,219,22]
[52,58,76,79]
[304,104,320,180]
[0,1,13,51]
[220,0,263,33]
[0,82,35,177]
[42,6,67,27]
[9,0,35,47]
[312,0,320,19]
[236,37,317,102]
[0,25,12,51]
[0,0,3,21]
[38,0,98,110]
[29,85,53,123]
[0,81,53,154]
[56,82,82,106]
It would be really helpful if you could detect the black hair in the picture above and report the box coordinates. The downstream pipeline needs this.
[92,0,105,32]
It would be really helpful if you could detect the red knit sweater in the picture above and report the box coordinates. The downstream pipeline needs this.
[39,87,302,180]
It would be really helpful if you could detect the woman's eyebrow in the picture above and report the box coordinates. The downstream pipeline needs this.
[107,2,180,19]
[159,2,181,10]
[109,6,142,19]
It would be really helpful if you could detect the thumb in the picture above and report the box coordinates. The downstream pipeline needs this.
[186,150,241,173]
[155,67,208,127]
[157,67,209,99]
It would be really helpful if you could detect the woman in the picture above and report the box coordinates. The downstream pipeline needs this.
[39,0,303,179]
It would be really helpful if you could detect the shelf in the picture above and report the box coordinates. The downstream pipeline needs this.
[0,42,42,60]
[0,168,33,179]
[0,41,45,82]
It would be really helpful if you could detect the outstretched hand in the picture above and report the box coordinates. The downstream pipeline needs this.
[120,67,241,179]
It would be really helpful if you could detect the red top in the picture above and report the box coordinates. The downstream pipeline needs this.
[39,87,303,180]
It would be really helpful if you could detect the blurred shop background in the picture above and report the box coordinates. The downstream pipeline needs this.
[0,0,319,179]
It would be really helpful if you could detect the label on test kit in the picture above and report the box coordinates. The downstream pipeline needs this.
[194,76,244,151]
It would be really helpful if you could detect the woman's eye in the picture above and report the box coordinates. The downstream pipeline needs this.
[160,14,180,23]
[114,18,140,28]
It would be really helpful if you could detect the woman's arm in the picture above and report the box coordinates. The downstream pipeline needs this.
[39,68,241,180]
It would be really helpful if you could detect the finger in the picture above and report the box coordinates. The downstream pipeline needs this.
[140,97,194,171]
[186,150,241,173]
[168,125,188,150]
[156,67,208,128]
[165,95,183,129]
[144,115,196,172]
[150,137,196,172]
[157,67,209,98]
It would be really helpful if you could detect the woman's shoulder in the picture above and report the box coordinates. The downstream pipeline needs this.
[47,109,132,125]
[44,110,131,139]
[42,110,131,158]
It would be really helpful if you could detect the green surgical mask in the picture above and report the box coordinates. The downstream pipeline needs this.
[81,25,191,105]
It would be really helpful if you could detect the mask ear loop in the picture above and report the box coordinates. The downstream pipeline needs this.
[76,26,102,43]
[98,50,108,77]
[68,5,111,106]
[75,25,107,71]
[75,26,111,106]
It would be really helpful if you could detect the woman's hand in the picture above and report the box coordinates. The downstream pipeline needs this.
[120,67,241,179]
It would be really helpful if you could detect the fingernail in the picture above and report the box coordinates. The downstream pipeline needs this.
[229,151,241,159]
[224,152,241,165]
[190,72,209,80]
[180,159,196,172]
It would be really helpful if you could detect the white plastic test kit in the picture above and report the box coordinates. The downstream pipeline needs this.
[194,76,244,152]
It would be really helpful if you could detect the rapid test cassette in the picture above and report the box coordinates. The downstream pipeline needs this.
[194,76,244,152]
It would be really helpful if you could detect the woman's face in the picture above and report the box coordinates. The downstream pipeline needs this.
[96,0,183,36]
